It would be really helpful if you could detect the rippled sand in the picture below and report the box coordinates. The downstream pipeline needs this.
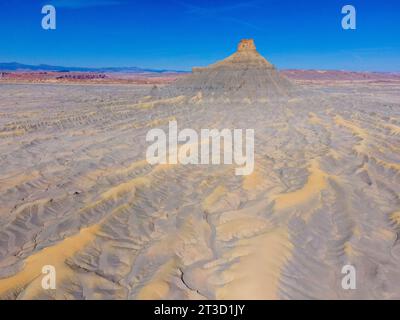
[0,81,399,299]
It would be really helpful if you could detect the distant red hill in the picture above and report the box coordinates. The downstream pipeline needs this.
[1,69,399,85]
[282,69,400,81]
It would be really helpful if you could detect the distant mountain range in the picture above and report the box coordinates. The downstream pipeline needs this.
[0,62,186,74]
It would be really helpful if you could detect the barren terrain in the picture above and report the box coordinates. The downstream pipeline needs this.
[0,76,399,299]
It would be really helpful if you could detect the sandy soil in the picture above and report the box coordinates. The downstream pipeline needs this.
[0,80,399,299]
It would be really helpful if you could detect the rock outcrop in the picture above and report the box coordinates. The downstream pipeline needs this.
[169,39,295,101]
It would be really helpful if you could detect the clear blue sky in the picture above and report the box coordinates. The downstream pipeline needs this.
[0,0,399,71]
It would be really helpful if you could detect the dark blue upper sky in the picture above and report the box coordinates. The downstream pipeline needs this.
[1,0,399,71]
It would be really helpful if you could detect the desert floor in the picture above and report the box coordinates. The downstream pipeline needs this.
[0,81,399,299]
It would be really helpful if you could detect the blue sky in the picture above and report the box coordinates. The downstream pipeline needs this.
[0,0,399,71]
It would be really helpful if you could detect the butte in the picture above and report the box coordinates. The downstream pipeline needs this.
[163,39,296,102]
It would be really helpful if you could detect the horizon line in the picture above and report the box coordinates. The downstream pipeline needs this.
[0,61,399,74]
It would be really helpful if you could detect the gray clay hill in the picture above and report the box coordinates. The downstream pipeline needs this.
[167,39,295,100]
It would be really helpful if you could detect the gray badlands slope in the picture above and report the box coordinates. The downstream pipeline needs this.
[0,40,399,299]
[166,39,295,100]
